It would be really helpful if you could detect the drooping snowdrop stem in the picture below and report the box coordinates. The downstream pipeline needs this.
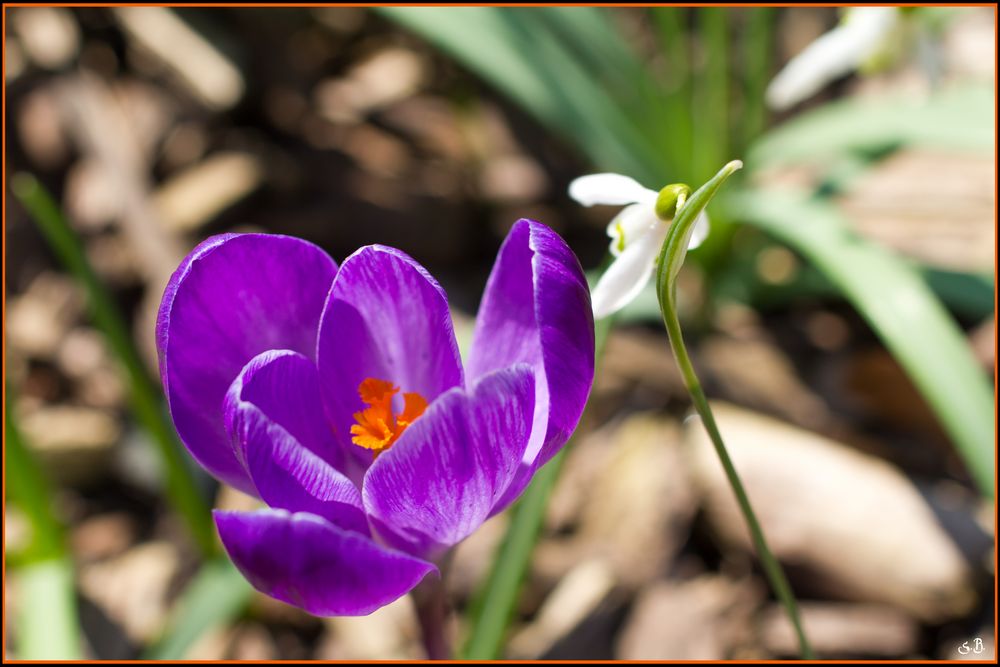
[654,160,814,660]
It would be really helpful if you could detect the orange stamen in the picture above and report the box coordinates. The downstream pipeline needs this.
[350,378,428,456]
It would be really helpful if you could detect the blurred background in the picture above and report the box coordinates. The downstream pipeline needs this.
[3,6,995,660]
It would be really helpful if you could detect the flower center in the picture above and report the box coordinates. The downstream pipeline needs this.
[350,377,428,457]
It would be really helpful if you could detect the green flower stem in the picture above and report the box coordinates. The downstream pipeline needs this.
[659,301,813,660]
[11,172,217,556]
[656,162,813,660]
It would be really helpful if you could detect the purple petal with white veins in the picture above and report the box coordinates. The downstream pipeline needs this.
[215,509,435,616]
[222,349,349,473]
[317,245,463,459]
[224,350,367,532]
[157,234,337,493]
[467,220,594,491]
[362,365,535,558]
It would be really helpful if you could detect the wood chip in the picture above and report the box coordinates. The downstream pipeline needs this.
[113,8,244,111]
[552,413,696,588]
[16,86,69,169]
[152,152,264,232]
[759,602,918,657]
[79,541,181,643]
[617,576,759,659]
[315,48,426,124]
[700,334,834,433]
[509,559,617,659]
[6,273,84,359]
[319,595,421,660]
[686,402,977,622]
[840,150,995,272]
[19,405,121,485]
[10,7,80,70]
[71,513,136,563]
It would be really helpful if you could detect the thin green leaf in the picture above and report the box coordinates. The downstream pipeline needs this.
[6,393,65,562]
[921,268,995,322]
[741,7,775,148]
[461,313,615,660]
[727,188,995,498]
[15,559,84,660]
[749,84,995,167]
[6,394,83,660]
[693,8,730,183]
[651,7,694,170]
[144,558,253,660]
[378,7,660,180]
[10,173,217,555]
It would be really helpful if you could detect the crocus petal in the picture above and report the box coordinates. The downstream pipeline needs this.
[362,366,535,558]
[766,7,898,110]
[317,246,464,458]
[591,222,669,320]
[467,220,594,472]
[215,509,435,616]
[224,350,367,532]
[157,234,337,493]
[569,173,657,207]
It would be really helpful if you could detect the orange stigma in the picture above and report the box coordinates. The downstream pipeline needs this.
[350,377,428,456]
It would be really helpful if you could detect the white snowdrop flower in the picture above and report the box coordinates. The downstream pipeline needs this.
[569,173,709,320]
[766,7,901,111]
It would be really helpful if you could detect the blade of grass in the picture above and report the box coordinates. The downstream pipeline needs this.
[728,188,995,498]
[143,557,253,659]
[15,560,83,660]
[741,7,775,149]
[749,84,994,166]
[651,7,694,171]
[10,173,217,555]
[693,7,729,183]
[6,392,84,660]
[461,311,615,660]
[378,7,659,180]
[6,393,64,563]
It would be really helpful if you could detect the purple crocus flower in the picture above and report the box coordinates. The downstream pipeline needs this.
[156,220,595,616]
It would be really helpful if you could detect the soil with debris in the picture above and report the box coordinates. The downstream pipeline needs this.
[5,6,995,661]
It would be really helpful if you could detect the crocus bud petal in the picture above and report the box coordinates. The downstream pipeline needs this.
[654,183,691,222]
[766,7,899,110]
[591,224,669,319]
[569,173,657,207]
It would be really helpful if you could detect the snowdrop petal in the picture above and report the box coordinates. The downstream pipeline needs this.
[687,210,711,250]
[607,204,659,258]
[766,7,898,110]
[591,223,669,319]
[569,173,657,207]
